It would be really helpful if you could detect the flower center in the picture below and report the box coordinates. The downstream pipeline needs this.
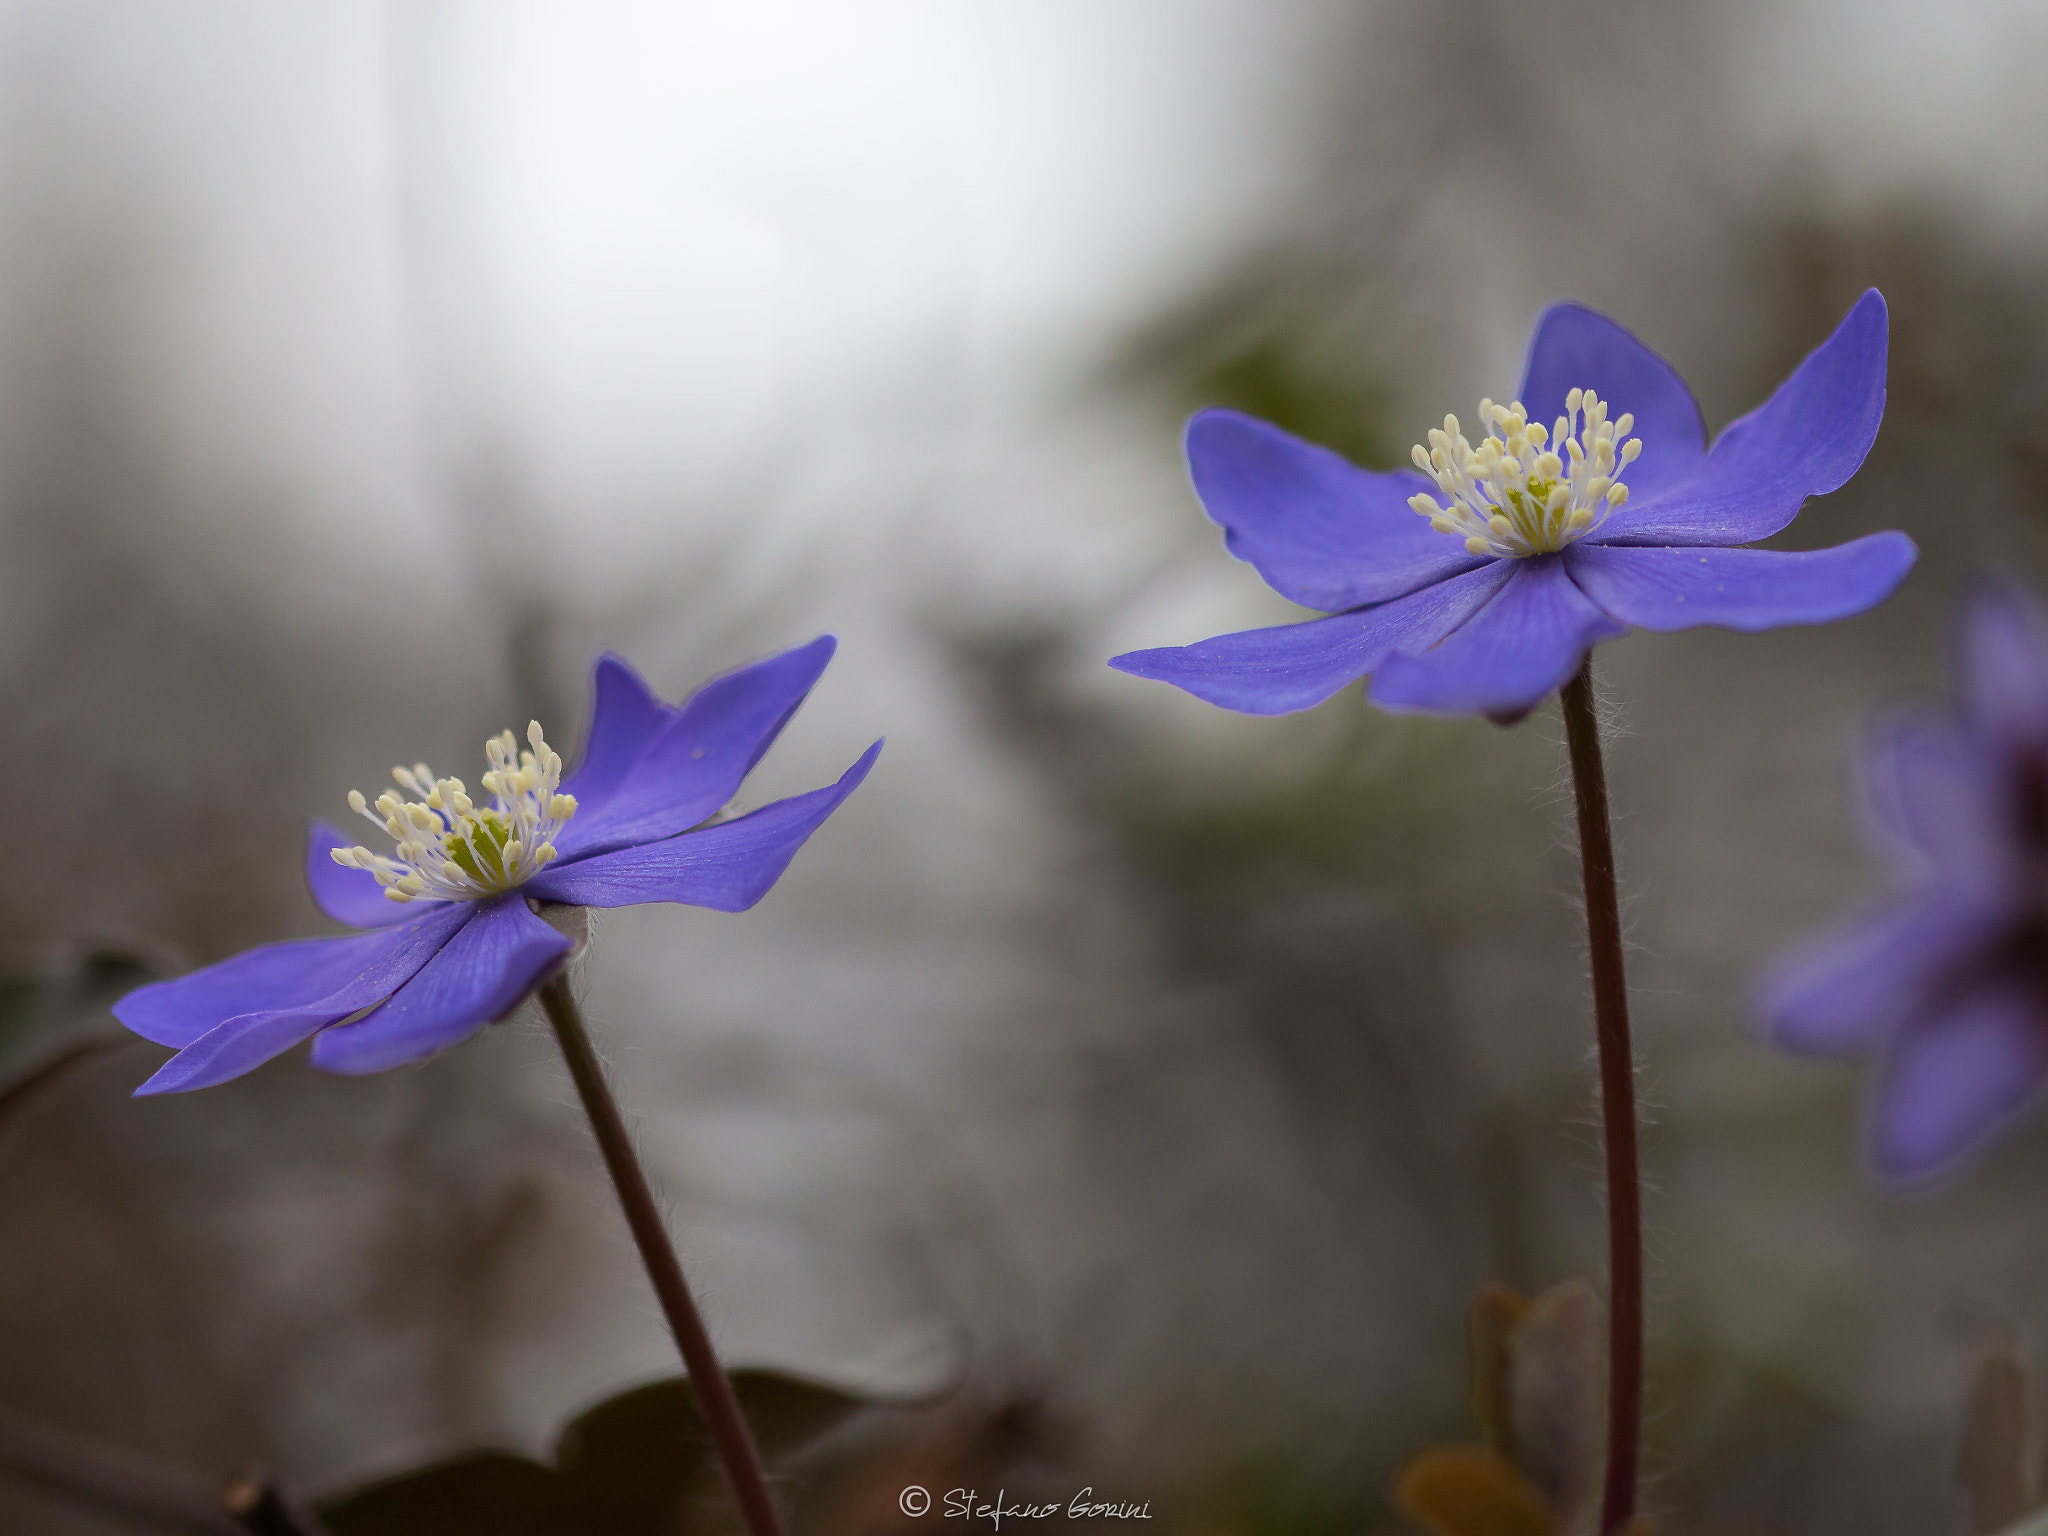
[1407,389,1642,557]
[333,721,580,903]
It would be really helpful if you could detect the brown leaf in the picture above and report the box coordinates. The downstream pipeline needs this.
[1504,1281,1604,1529]
[1393,1445,1556,1536]
[1958,1352,2037,1536]
[1468,1285,1532,1461]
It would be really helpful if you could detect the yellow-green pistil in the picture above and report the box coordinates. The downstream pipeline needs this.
[334,721,579,902]
[1408,389,1642,557]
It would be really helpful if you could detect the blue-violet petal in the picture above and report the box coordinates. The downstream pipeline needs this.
[306,820,419,929]
[1757,894,1994,1058]
[1870,975,2048,1184]
[116,903,469,1048]
[561,652,677,809]
[309,895,573,1075]
[1593,290,1887,547]
[1515,303,1707,502]
[1564,533,1916,633]
[527,740,882,912]
[1184,409,1487,612]
[1369,556,1624,717]
[1957,571,2048,751]
[551,635,837,862]
[1108,560,1515,716]
[131,903,474,1093]
[1860,709,2016,897]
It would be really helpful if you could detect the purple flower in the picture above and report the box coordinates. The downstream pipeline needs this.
[1110,292,1915,719]
[1761,577,2048,1183]
[115,639,881,1094]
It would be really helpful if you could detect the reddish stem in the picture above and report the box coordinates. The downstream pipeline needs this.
[1560,661,1643,1535]
[538,973,786,1536]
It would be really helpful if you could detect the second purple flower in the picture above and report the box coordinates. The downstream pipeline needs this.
[1112,291,1914,720]
[1763,575,2048,1183]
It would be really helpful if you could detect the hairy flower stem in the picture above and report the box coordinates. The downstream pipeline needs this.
[1559,660,1642,1536]
[537,972,787,1536]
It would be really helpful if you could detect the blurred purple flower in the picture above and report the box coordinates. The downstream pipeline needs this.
[1111,291,1914,719]
[116,640,881,1093]
[1762,576,2048,1183]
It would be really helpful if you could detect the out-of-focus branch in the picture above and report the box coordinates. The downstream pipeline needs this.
[0,1404,331,1534]
[220,1470,330,1536]
[0,1032,132,1138]
[0,1401,240,1532]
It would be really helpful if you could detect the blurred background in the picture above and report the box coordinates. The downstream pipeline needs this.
[2,1,2048,1531]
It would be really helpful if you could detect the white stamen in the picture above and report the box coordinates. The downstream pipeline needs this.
[335,724,580,903]
[1408,388,1643,557]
